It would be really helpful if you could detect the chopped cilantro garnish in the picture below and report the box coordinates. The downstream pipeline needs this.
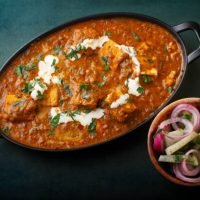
[15,63,36,78]
[167,86,173,93]
[65,44,85,60]
[174,155,183,162]
[104,31,112,36]
[0,127,10,134]
[131,31,140,41]
[64,84,72,97]
[36,91,45,99]
[83,108,91,113]
[96,76,107,88]
[137,86,144,94]
[53,45,62,55]
[142,75,153,83]
[22,82,33,94]
[64,110,76,121]
[38,82,45,89]
[49,114,60,135]
[101,56,110,71]
[15,65,24,77]
[88,119,96,134]
[51,58,56,66]
[80,83,92,91]
[60,80,72,97]
[147,58,154,63]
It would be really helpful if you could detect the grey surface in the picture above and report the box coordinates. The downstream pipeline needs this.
[0,0,200,199]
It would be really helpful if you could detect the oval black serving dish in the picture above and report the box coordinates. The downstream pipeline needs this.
[0,12,200,151]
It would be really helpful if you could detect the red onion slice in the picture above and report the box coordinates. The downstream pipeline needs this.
[153,132,165,154]
[171,104,200,131]
[180,149,200,177]
[158,117,193,139]
[173,164,200,183]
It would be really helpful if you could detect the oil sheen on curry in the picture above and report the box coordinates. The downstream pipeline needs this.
[0,18,182,149]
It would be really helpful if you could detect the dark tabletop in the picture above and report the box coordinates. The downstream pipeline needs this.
[0,0,200,199]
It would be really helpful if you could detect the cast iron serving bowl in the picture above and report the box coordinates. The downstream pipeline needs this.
[0,13,200,151]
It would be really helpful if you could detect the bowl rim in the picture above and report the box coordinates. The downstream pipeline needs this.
[147,97,200,186]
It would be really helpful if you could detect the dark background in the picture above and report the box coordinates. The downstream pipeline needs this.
[0,0,200,199]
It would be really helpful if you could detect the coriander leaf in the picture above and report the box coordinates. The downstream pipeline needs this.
[83,108,91,113]
[15,65,24,77]
[131,31,140,41]
[88,119,96,134]
[22,82,33,94]
[174,155,183,162]
[142,75,153,83]
[36,91,45,99]
[167,86,173,93]
[65,48,78,60]
[49,114,60,135]
[61,80,72,97]
[59,99,65,106]
[96,76,107,88]
[38,82,45,89]
[76,44,85,51]
[53,45,62,55]
[15,63,36,78]
[64,110,76,121]
[80,83,92,91]
[65,44,85,60]
[0,127,10,134]
[64,85,72,97]
[101,56,110,71]
[51,58,56,66]
[104,31,112,36]
[137,86,144,94]
[73,109,81,115]
[147,58,154,63]
[25,63,36,71]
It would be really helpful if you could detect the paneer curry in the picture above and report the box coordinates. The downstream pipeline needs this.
[0,18,183,149]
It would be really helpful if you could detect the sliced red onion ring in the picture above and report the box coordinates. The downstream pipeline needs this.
[173,164,200,183]
[153,132,165,154]
[180,149,200,177]
[171,104,200,131]
[158,117,193,139]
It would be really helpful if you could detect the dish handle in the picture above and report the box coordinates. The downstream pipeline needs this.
[172,21,200,64]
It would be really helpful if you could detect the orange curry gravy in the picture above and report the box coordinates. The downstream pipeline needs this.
[0,18,182,149]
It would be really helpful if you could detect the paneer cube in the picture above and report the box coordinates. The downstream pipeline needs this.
[4,95,22,112]
[109,102,137,122]
[105,90,123,104]
[99,40,127,70]
[41,85,59,106]
[163,71,176,87]
[139,55,158,77]
[141,68,158,77]
[136,42,149,55]
[3,95,37,122]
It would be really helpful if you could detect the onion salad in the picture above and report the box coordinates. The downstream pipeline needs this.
[153,103,200,183]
